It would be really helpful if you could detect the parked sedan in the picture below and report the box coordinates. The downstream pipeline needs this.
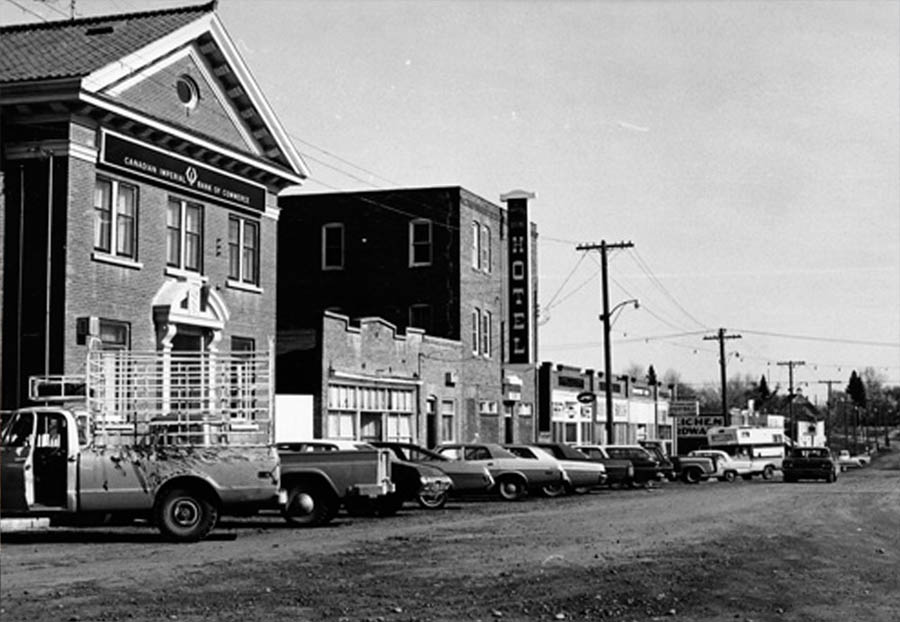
[576,444,663,487]
[277,440,452,514]
[370,441,495,507]
[535,442,635,487]
[504,444,606,496]
[434,443,566,500]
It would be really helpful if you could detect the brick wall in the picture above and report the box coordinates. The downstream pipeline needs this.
[62,122,277,376]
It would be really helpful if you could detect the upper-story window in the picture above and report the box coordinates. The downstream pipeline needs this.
[409,219,432,267]
[481,224,491,273]
[471,221,480,269]
[167,198,203,272]
[94,177,137,259]
[322,223,344,270]
[471,307,481,356]
[481,310,492,357]
[471,221,491,273]
[229,216,259,285]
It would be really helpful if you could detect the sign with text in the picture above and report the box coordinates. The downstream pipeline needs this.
[676,415,725,438]
[504,193,532,363]
[669,400,700,418]
[100,130,266,212]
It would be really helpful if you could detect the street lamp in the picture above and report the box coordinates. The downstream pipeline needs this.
[598,298,638,444]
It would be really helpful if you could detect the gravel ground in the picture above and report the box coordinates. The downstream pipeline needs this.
[2,448,898,622]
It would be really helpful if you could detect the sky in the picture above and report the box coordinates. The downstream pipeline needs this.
[3,0,899,404]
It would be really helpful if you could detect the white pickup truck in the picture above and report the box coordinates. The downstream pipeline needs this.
[688,449,757,482]
[1,349,282,542]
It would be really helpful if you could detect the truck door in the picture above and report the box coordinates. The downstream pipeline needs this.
[1,411,37,511]
[33,412,70,508]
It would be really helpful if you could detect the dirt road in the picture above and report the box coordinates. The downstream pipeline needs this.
[2,450,898,622]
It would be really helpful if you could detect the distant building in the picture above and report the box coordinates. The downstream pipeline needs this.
[276,187,539,445]
[0,3,307,409]
[538,363,673,449]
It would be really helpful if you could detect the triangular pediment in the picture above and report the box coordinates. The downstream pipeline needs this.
[103,43,258,154]
[80,10,308,182]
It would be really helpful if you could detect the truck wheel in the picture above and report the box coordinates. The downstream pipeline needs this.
[681,468,702,484]
[283,485,336,527]
[155,488,217,542]
[540,482,567,497]
[721,471,737,483]
[417,489,448,509]
[497,476,526,501]
[762,465,775,480]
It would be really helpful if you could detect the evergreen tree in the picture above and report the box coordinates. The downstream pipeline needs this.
[847,371,867,408]
[646,365,658,386]
[758,375,771,402]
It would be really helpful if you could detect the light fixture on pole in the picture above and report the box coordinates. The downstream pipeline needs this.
[599,298,639,445]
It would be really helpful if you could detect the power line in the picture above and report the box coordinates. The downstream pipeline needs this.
[735,329,900,348]
[628,248,709,330]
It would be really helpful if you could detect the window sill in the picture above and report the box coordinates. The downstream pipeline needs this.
[226,279,263,294]
[409,262,433,268]
[92,252,143,270]
[165,266,207,282]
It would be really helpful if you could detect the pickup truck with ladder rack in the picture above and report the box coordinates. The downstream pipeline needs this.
[0,347,393,540]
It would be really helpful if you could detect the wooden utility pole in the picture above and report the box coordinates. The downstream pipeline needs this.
[778,360,805,445]
[703,328,742,425]
[576,240,634,444]
[818,379,842,446]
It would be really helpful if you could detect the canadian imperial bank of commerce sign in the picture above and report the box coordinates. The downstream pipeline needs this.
[100,130,266,212]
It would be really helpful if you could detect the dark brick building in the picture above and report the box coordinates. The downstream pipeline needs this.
[276,187,539,445]
[0,3,307,409]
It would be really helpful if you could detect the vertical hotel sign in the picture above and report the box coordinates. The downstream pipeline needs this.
[501,190,534,364]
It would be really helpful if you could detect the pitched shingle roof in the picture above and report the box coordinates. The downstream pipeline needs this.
[0,2,215,83]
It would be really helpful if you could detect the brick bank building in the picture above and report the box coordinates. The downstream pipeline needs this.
[0,3,307,409]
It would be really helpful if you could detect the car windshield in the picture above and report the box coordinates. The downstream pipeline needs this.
[791,448,829,458]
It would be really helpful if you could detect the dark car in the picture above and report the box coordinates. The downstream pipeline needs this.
[533,442,634,489]
[782,447,840,483]
[576,444,662,487]
[370,441,495,507]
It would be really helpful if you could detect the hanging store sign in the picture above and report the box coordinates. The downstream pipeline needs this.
[100,130,266,212]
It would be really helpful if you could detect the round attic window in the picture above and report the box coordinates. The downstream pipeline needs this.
[175,75,199,110]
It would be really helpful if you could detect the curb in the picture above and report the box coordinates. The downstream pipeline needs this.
[0,518,51,532]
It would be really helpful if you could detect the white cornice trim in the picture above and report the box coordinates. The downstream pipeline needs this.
[81,92,305,185]
[4,139,97,163]
[83,16,214,94]
[208,15,310,179]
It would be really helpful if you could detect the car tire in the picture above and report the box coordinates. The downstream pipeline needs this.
[417,489,448,510]
[496,476,527,501]
[762,465,775,480]
[282,484,336,527]
[541,482,567,497]
[155,487,218,543]
[722,470,737,483]
[826,471,837,484]
[681,467,702,484]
